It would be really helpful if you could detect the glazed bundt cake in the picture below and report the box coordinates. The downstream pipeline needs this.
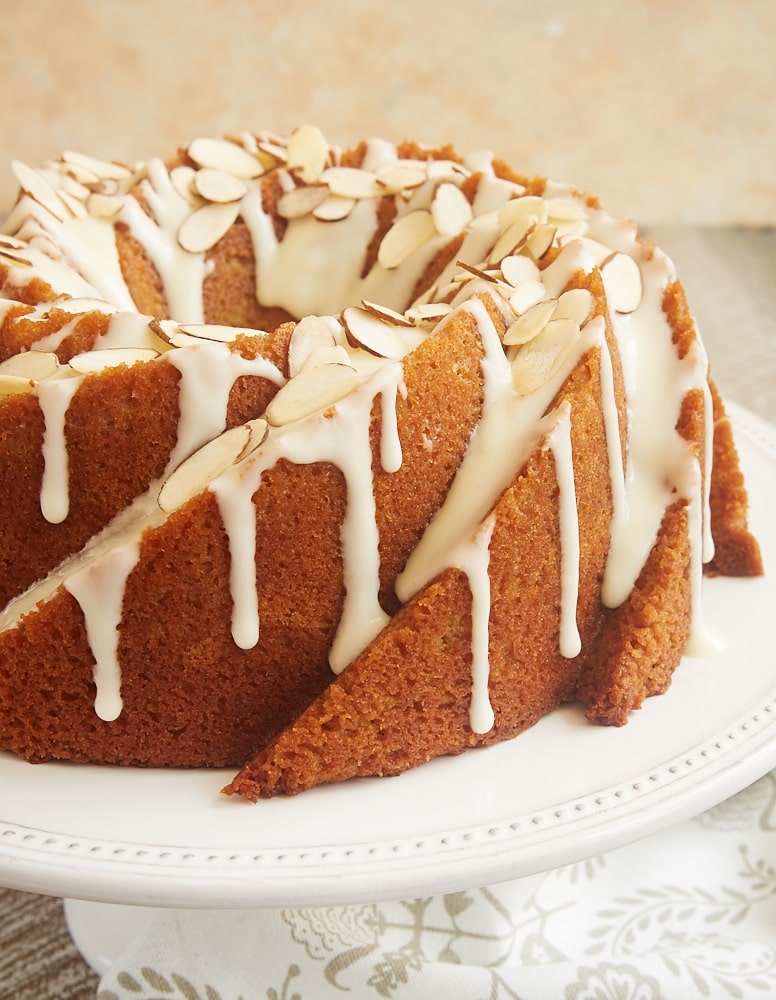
[0,127,762,799]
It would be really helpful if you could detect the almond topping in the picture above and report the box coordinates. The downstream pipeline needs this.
[187,137,265,179]
[285,125,330,184]
[404,302,452,326]
[342,306,405,359]
[62,151,132,181]
[510,318,581,395]
[177,201,240,254]
[158,423,254,513]
[525,223,557,261]
[487,217,535,265]
[377,210,437,270]
[266,363,360,426]
[193,168,247,204]
[170,166,200,204]
[86,192,123,219]
[601,252,643,313]
[0,248,33,269]
[375,161,428,193]
[300,344,353,371]
[68,348,160,374]
[312,194,357,222]
[498,195,548,228]
[288,315,337,377]
[176,324,243,343]
[320,166,383,200]
[277,184,330,219]
[508,280,547,314]
[431,182,473,237]
[552,287,595,325]
[360,300,414,327]
[499,254,541,288]
[0,350,59,381]
[503,298,558,346]
[11,161,67,222]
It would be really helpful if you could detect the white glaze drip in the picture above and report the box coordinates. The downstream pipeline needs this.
[36,375,83,523]
[64,537,141,721]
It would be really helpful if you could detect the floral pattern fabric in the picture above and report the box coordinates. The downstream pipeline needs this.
[97,770,776,1000]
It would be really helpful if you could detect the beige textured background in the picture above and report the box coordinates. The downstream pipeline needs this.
[1,0,775,225]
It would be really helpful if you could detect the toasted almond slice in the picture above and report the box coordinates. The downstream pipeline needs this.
[177,323,242,343]
[68,348,160,374]
[288,315,337,377]
[170,165,200,204]
[426,159,470,180]
[158,423,253,513]
[525,222,557,261]
[508,280,547,314]
[342,306,405,359]
[0,235,26,250]
[300,343,353,371]
[377,210,437,270]
[193,168,247,204]
[545,196,588,222]
[487,217,535,265]
[86,192,123,219]
[375,160,428,193]
[404,302,452,325]
[148,319,181,346]
[256,138,289,164]
[266,363,360,426]
[455,260,499,283]
[0,374,37,396]
[11,161,67,222]
[361,299,414,327]
[499,253,541,288]
[503,298,558,346]
[0,248,33,269]
[510,318,580,395]
[57,190,88,218]
[321,166,383,200]
[553,287,595,325]
[187,137,265,179]
[312,194,357,221]
[431,182,473,237]
[177,201,240,254]
[601,252,643,313]
[237,417,270,460]
[286,125,330,184]
[498,195,548,228]
[277,183,330,219]
[62,151,132,181]
[0,350,59,380]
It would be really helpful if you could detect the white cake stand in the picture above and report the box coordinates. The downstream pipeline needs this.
[2,405,775,975]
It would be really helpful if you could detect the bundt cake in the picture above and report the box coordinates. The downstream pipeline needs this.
[0,126,762,799]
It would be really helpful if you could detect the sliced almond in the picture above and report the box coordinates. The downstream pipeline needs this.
[285,125,330,184]
[277,184,330,219]
[510,318,580,395]
[361,299,414,328]
[68,348,160,374]
[0,248,33,269]
[377,210,437,270]
[426,159,470,180]
[487,217,535,265]
[404,302,452,326]
[0,374,37,396]
[170,165,200,204]
[57,190,88,219]
[545,197,588,223]
[0,350,59,380]
[266,363,360,426]
[158,423,253,513]
[498,195,548,228]
[508,280,547,314]
[300,343,353,371]
[503,298,558,346]
[320,166,383,200]
[601,252,643,313]
[431,182,473,237]
[11,161,67,222]
[177,323,242,343]
[342,306,405,359]
[193,168,247,204]
[499,253,541,288]
[237,417,270,460]
[552,287,595,325]
[177,201,240,254]
[312,194,358,222]
[187,137,265,179]
[62,151,132,181]
[455,261,499,283]
[525,223,557,261]
[86,192,124,219]
[288,315,337,377]
[375,160,428,193]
